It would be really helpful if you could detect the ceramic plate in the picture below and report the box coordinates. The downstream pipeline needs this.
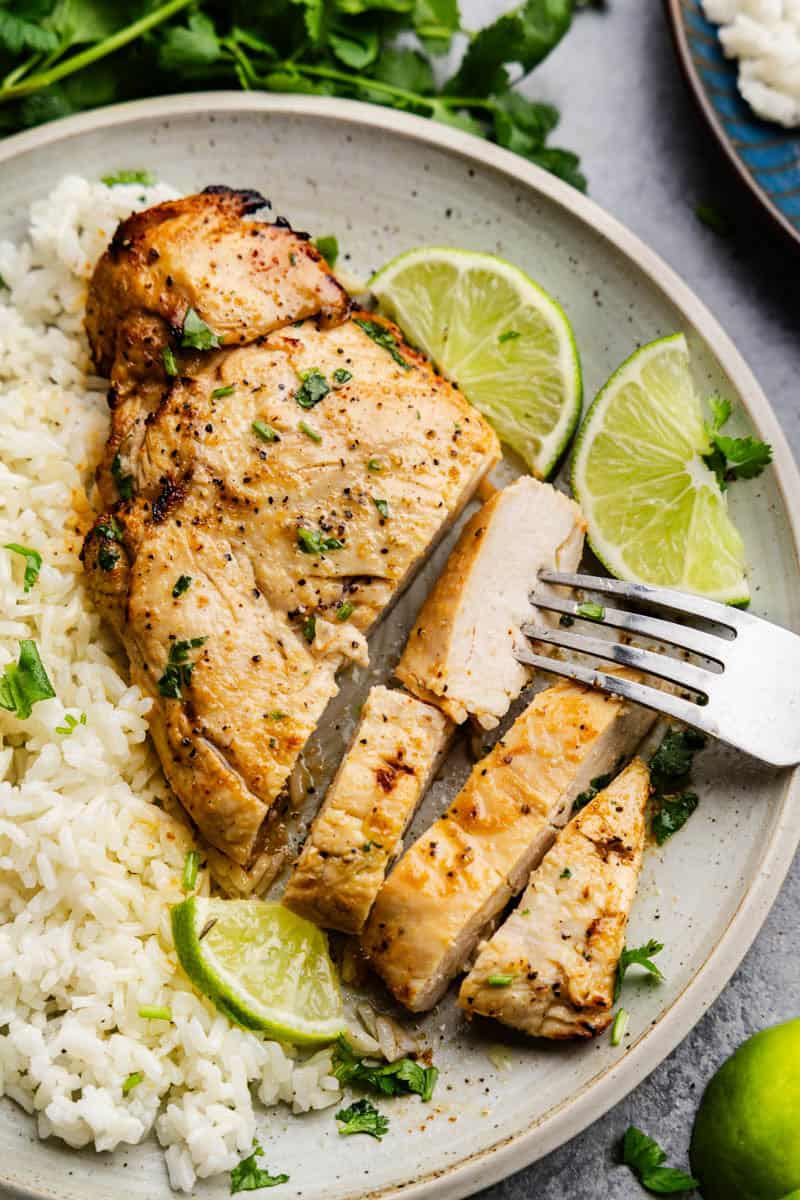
[666,0,800,249]
[1,94,799,1200]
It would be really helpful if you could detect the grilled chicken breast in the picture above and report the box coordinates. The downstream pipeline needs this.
[459,757,650,1037]
[396,477,586,728]
[283,686,453,933]
[361,676,655,1012]
[89,187,351,507]
[83,191,499,868]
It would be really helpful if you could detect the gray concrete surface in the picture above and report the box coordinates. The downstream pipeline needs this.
[464,1,800,1195]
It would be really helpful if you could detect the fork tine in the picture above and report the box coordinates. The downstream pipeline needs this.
[528,591,726,663]
[538,570,746,630]
[513,646,718,735]
[520,624,714,696]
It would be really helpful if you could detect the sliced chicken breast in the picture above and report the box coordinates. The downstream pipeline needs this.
[361,676,655,1012]
[459,757,650,1037]
[396,477,585,729]
[283,686,453,933]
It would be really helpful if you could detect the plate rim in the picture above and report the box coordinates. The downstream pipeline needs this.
[1,91,799,1200]
[664,0,800,252]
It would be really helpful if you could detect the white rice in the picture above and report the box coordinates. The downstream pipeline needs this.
[0,176,340,1192]
[703,0,800,127]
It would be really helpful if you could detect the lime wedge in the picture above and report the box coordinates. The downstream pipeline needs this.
[171,896,344,1045]
[370,247,582,478]
[571,333,749,604]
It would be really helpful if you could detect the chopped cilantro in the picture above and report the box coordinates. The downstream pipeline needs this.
[122,1071,144,1094]
[182,850,200,892]
[615,940,665,1002]
[98,546,119,572]
[575,600,605,621]
[335,1098,389,1140]
[302,614,316,644]
[297,528,344,555]
[652,792,699,846]
[252,420,278,443]
[157,637,207,699]
[498,329,521,343]
[622,1126,698,1193]
[102,169,155,187]
[180,307,221,350]
[649,728,706,791]
[295,369,330,409]
[172,574,192,598]
[0,640,56,720]
[230,1142,289,1192]
[162,345,178,377]
[373,497,389,518]
[111,453,134,500]
[333,368,352,386]
[4,543,42,592]
[559,867,572,879]
[367,458,382,472]
[572,770,614,813]
[211,384,235,399]
[333,1036,438,1102]
[336,601,355,621]
[354,318,412,370]
[314,235,339,268]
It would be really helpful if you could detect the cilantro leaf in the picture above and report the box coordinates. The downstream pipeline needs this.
[615,940,665,1002]
[329,23,379,69]
[572,770,614,813]
[157,636,207,699]
[111,452,134,499]
[332,1037,438,1102]
[0,10,58,55]
[297,527,344,554]
[0,639,56,720]
[230,1141,289,1192]
[159,12,222,74]
[295,369,330,409]
[623,1127,698,1194]
[649,728,706,791]
[702,396,772,489]
[313,235,339,268]
[413,0,460,52]
[652,792,699,846]
[355,318,412,369]
[181,307,221,350]
[372,47,435,94]
[335,1098,389,1139]
[4,543,42,592]
[446,0,572,97]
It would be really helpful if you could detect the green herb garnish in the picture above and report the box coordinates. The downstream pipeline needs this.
[172,574,192,598]
[615,940,664,1002]
[622,1126,698,1194]
[559,867,572,879]
[333,368,352,386]
[333,1037,438,1102]
[55,711,87,736]
[252,420,278,443]
[487,973,514,987]
[336,1098,388,1140]
[498,329,520,343]
[297,528,344,555]
[102,169,155,187]
[367,458,382,472]
[211,384,234,399]
[302,614,316,644]
[110,453,135,499]
[162,345,178,377]
[0,640,56,719]
[122,1071,144,1094]
[314,235,339,268]
[98,546,119,572]
[703,393,772,491]
[137,1005,171,1021]
[180,307,221,350]
[354,319,412,369]
[230,1142,289,1192]
[336,601,355,621]
[295,369,330,409]
[157,636,207,699]
[575,600,605,621]
[299,420,322,443]
[649,728,706,791]
[373,497,389,518]
[4,543,42,592]
[572,770,614,813]
[652,792,699,846]
[182,849,200,892]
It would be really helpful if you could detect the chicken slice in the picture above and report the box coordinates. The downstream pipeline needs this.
[88,187,350,507]
[459,757,650,1037]
[361,676,655,1012]
[283,686,453,934]
[396,477,586,728]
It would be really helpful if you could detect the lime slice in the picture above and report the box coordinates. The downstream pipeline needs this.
[370,247,582,478]
[171,896,344,1045]
[572,333,749,604]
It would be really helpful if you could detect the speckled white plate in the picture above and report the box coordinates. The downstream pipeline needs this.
[1,94,799,1200]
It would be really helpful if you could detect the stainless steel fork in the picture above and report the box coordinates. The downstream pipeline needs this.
[515,570,800,768]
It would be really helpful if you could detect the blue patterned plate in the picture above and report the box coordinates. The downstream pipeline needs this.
[666,0,800,247]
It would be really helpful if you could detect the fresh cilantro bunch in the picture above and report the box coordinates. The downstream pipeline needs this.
[0,0,586,191]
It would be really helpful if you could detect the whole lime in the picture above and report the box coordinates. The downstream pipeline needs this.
[690,1019,800,1200]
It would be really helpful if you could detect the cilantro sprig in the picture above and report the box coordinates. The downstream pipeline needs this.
[0,0,587,195]
[0,639,56,720]
[622,1126,698,1194]
[230,1142,289,1193]
[703,394,772,492]
[333,1036,438,1102]
[614,939,665,1002]
[335,1098,389,1140]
